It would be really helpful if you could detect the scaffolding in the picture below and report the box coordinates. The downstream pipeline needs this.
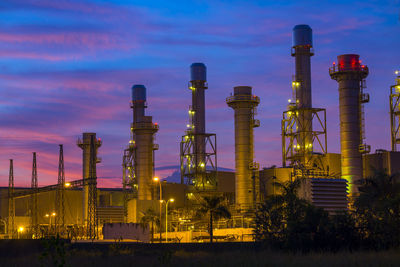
[87,135,98,239]
[180,132,217,190]
[390,72,400,151]
[281,105,327,168]
[359,78,371,154]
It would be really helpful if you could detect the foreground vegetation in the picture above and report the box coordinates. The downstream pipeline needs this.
[255,171,400,251]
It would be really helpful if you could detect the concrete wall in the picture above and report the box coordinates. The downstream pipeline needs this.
[364,151,400,178]
[103,223,149,242]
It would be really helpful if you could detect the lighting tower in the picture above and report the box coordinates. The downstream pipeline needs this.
[124,85,159,201]
[30,152,38,237]
[282,25,327,174]
[330,54,370,196]
[77,133,101,226]
[181,63,217,191]
[55,145,65,232]
[227,86,260,210]
[390,71,400,151]
[8,159,14,237]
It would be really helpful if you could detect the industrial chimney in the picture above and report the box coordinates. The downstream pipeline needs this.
[227,86,260,210]
[329,54,369,196]
[292,24,313,164]
[130,85,159,200]
[77,132,101,224]
[180,63,217,191]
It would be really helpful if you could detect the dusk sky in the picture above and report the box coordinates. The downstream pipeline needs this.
[0,0,399,187]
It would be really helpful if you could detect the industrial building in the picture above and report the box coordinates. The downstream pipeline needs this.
[1,24,399,242]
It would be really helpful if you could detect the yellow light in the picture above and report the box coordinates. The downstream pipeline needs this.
[52,212,56,216]
[18,226,24,232]
[200,163,205,167]
[395,70,399,75]
[288,99,291,103]
[186,124,190,128]
[153,177,159,182]
[65,182,71,187]
[170,198,174,203]
[45,214,49,217]
[159,200,164,203]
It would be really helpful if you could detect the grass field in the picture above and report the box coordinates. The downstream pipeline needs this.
[2,240,400,266]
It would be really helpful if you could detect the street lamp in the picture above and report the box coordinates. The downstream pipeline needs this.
[45,212,56,234]
[165,198,174,243]
[153,177,163,242]
[17,226,24,239]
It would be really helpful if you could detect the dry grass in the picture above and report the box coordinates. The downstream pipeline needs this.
[3,247,400,267]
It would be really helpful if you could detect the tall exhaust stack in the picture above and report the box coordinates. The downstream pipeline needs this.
[131,85,159,200]
[191,63,207,187]
[330,54,369,196]
[282,24,328,169]
[227,86,260,210]
[77,132,101,225]
[181,63,217,190]
[292,24,313,164]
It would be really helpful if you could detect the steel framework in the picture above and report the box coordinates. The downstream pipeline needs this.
[87,135,98,239]
[180,132,217,190]
[8,159,14,237]
[390,73,400,151]
[282,105,327,168]
[30,153,38,237]
[122,141,136,221]
[55,145,65,232]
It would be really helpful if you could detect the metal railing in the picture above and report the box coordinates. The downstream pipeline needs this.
[329,64,369,74]
[130,122,159,130]
[226,94,260,103]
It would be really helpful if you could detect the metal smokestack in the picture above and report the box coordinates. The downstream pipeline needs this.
[292,24,313,163]
[77,132,101,224]
[330,54,369,196]
[131,84,146,123]
[190,63,207,186]
[227,86,260,210]
[131,85,159,200]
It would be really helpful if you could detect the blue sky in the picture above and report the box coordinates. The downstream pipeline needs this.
[0,0,399,187]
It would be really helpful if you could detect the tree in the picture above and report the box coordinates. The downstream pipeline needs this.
[140,208,160,243]
[354,170,400,249]
[254,178,335,251]
[196,196,231,243]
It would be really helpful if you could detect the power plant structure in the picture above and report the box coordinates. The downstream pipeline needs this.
[329,54,370,196]
[76,133,102,230]
[122,85,159,223]
[180,63,217,191]
[390,71,400,151]
[1,24,400,242]
[281,25,328,172]
[227,86,260,211]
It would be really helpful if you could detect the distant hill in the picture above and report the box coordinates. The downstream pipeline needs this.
[156,165,234,183]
